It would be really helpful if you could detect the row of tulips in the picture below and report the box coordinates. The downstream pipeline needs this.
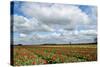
[14,47,50,66]
[26,47,84,63]
[13,45,97,66]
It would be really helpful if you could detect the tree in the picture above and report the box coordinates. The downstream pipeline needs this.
[18,44,23,46]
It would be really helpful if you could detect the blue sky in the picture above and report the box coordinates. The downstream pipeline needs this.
[11,1,97,45]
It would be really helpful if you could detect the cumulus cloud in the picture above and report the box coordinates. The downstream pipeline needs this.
[13,15,55,34]
[19,33,27,37]
[13,2,97,44]
[79,29,97,36]
[13,15,35,33]
[20,2,90,30]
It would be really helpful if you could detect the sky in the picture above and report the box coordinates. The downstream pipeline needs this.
[11,1,97,45]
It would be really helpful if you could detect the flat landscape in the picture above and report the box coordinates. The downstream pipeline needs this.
[12,44,97,66]
[11,1,97,66]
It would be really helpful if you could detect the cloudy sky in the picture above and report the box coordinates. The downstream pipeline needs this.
[11,1,97,45]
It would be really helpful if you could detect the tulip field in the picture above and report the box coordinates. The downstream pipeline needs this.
[12,44,97,66]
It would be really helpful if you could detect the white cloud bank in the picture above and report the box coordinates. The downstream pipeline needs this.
[13,2,97,44]
[20,2,91,30]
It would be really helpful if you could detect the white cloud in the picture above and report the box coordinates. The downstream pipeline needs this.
[79,29,97,36]
[19,33,27,37]
[20,2,90,30]
[13,2,97,44]
[32,32,61,40]
[13,15,35,33]
[13,15,55,34]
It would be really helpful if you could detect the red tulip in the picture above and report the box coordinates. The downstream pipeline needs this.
[43,60,48,64]
[32,62,36,64]
[52,56,56,61]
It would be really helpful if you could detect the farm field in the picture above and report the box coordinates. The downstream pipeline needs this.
[12,44,97,66]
